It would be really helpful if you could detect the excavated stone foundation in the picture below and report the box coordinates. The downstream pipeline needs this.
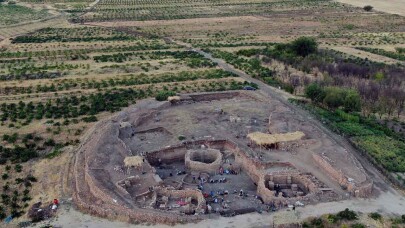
[72,91,373,225]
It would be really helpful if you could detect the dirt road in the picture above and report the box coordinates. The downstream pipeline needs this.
[36,190,405,228]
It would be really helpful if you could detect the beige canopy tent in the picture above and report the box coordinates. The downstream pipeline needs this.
[168,96,181,102]
[124,156,144,168]
[247,131,305,147]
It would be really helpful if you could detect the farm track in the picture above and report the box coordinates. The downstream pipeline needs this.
[169,38,399,197]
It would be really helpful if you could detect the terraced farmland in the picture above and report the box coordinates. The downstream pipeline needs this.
[0,24,255,146]
[80,0,337,22]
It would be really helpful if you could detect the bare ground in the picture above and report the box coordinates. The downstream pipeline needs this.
[329,46,405,64]
[335,0,405,16]
[33,189,405,228]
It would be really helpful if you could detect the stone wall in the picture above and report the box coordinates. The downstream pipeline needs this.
[185,149,222,174]
[156,187,206,212]
[256,172,318,204]
[74,136,205,225]
[312,153,373,197]
[222,140,267,183]
[146,145,188,165]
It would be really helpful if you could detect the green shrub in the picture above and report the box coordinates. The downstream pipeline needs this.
[310,217,324,228]
[178,135,186,141]
[2,173,9,180]
[26,175,37,182]
[43,138,55,147]
[369,212,382,221]
[291,37,318,57]
[155,90,176,101]
[323,88,345,109]
[14,164,22,173]
[305,83,325,103]
[327,214,339,223]
[82,115,98,122]
[351,223,365,228]
[337,208,357,221]
[46,146,63,159]
[363,5,373,11]
[343,90,361,112]
[0,205,5,219]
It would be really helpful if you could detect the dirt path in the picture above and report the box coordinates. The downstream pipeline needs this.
[335,0,405,16]
[86,0,101,10]
[35,190,405,228]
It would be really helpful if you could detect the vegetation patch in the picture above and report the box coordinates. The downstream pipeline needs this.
[355,47,405,61]
[0,4,50,26]
[12,27,137,43]
[291,98,405,174]
[352,135,405,172]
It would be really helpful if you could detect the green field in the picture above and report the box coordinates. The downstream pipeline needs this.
[0,4,51,26]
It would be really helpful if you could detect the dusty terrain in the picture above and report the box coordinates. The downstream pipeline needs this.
[35,190,405,228]
[336,0,405,16]
[66,90,375,226]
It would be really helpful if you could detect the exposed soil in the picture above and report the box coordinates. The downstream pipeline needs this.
[336,0,405,16]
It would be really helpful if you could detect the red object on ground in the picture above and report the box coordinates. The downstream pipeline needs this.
[177,201,188,206]
[53,199,59,205]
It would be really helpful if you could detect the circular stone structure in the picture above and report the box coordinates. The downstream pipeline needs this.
[185,149,222,174]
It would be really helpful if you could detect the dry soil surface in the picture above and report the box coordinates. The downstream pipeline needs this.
[330,46,405,65]
[335,0,405,16]
[33,189,405,228]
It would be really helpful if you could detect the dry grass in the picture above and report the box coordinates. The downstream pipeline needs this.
[329,46,404,64]
[247,131,305,146]
[336,0,405,16]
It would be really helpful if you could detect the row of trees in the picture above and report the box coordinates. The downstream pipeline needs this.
[0,88,146,123]
[0,167,37,219]
[0,41,174,59]
[12,35,135,44]
[12,27,136,43]
[0,69,234,95]
[94,50,212,63]
[0,78,247,123]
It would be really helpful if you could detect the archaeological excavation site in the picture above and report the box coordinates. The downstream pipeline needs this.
[72,91,374,225]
